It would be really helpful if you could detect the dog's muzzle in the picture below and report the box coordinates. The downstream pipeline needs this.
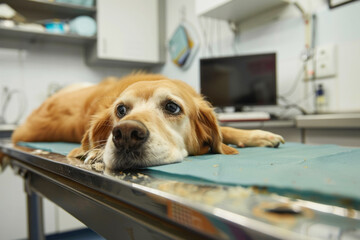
[112,120,149,152]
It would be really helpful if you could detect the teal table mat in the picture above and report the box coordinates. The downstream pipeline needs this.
[17,142,360,200]
[18,142,80,156]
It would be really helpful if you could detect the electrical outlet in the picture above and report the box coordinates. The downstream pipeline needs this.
[315,44,337,79]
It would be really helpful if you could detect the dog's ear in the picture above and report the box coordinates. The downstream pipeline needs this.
[90,110,113,144]
[68,109,113,158]
[194,99,238,155]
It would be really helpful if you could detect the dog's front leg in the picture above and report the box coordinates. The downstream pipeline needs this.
[220,127,285,148]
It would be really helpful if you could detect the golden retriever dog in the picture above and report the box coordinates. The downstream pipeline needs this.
[12,73,284,170]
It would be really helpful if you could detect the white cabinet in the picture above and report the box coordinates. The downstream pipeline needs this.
[87,0,165,66]
[196,0,289,22]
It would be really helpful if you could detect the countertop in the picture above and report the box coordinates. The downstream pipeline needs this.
[221,113,360,129]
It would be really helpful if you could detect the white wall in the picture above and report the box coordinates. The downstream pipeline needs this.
[316,4,360,112]
[0,42,138,124]
[0,166,88,240]
[0,168,27,240]
[154,0,360,115]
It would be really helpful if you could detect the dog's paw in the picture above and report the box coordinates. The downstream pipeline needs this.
[247,130,285,148]
[84,149,104,164]
[68,147,104,164]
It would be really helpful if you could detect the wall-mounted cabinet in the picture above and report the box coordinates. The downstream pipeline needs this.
[0,0,96,46]
[86,0,165,67]
[0,0,165,67]
[196,0,289,22]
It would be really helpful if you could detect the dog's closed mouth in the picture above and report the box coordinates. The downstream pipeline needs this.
[110,144,153,170]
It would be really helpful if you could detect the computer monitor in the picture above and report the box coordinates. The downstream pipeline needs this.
[200,53,277,110]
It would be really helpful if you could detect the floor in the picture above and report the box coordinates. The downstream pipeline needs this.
[46,228,105,240]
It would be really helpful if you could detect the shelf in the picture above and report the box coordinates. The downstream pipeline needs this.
[197,0,289,22]
[220,113,360,129]
[0,26,96,45]
[1,0,96,19]
[0,0,96,47]
[0,124,16,138]
[296,113,360,129]
[0,124,17,131]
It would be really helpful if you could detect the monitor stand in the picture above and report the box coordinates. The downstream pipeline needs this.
[235,106,244,112]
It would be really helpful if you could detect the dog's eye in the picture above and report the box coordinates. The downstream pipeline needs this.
[165,101,181,115]
[116,104,127,118]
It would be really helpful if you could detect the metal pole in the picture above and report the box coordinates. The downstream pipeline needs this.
[25,174,45,240]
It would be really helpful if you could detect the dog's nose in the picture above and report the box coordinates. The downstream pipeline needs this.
[112,120,149,150]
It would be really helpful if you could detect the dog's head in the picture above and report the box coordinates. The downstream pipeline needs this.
[86,79,237,170]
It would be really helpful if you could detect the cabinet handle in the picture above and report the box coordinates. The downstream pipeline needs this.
[102,38,107,55]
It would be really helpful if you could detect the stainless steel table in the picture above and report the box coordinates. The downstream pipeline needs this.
[1,140,359,240]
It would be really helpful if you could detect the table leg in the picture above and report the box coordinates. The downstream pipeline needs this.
[26,184,45,240]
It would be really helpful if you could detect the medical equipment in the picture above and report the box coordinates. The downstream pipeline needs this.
[0,86,26,124]
[168,7,199,70]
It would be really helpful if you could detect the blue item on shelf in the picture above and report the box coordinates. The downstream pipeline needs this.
[55,0,94,7]
[44,21,65,34]
[69,16,97,36]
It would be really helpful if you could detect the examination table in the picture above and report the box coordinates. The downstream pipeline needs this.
[0,140,359,240]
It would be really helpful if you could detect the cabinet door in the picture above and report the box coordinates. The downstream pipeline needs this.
[97,0,161,63]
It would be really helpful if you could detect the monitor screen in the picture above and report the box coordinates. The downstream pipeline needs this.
[200,53,277,108]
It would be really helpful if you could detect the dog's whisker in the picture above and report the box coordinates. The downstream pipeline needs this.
[91,140,107,145]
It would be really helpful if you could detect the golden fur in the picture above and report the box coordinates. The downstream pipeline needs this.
[12,73,284,170]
